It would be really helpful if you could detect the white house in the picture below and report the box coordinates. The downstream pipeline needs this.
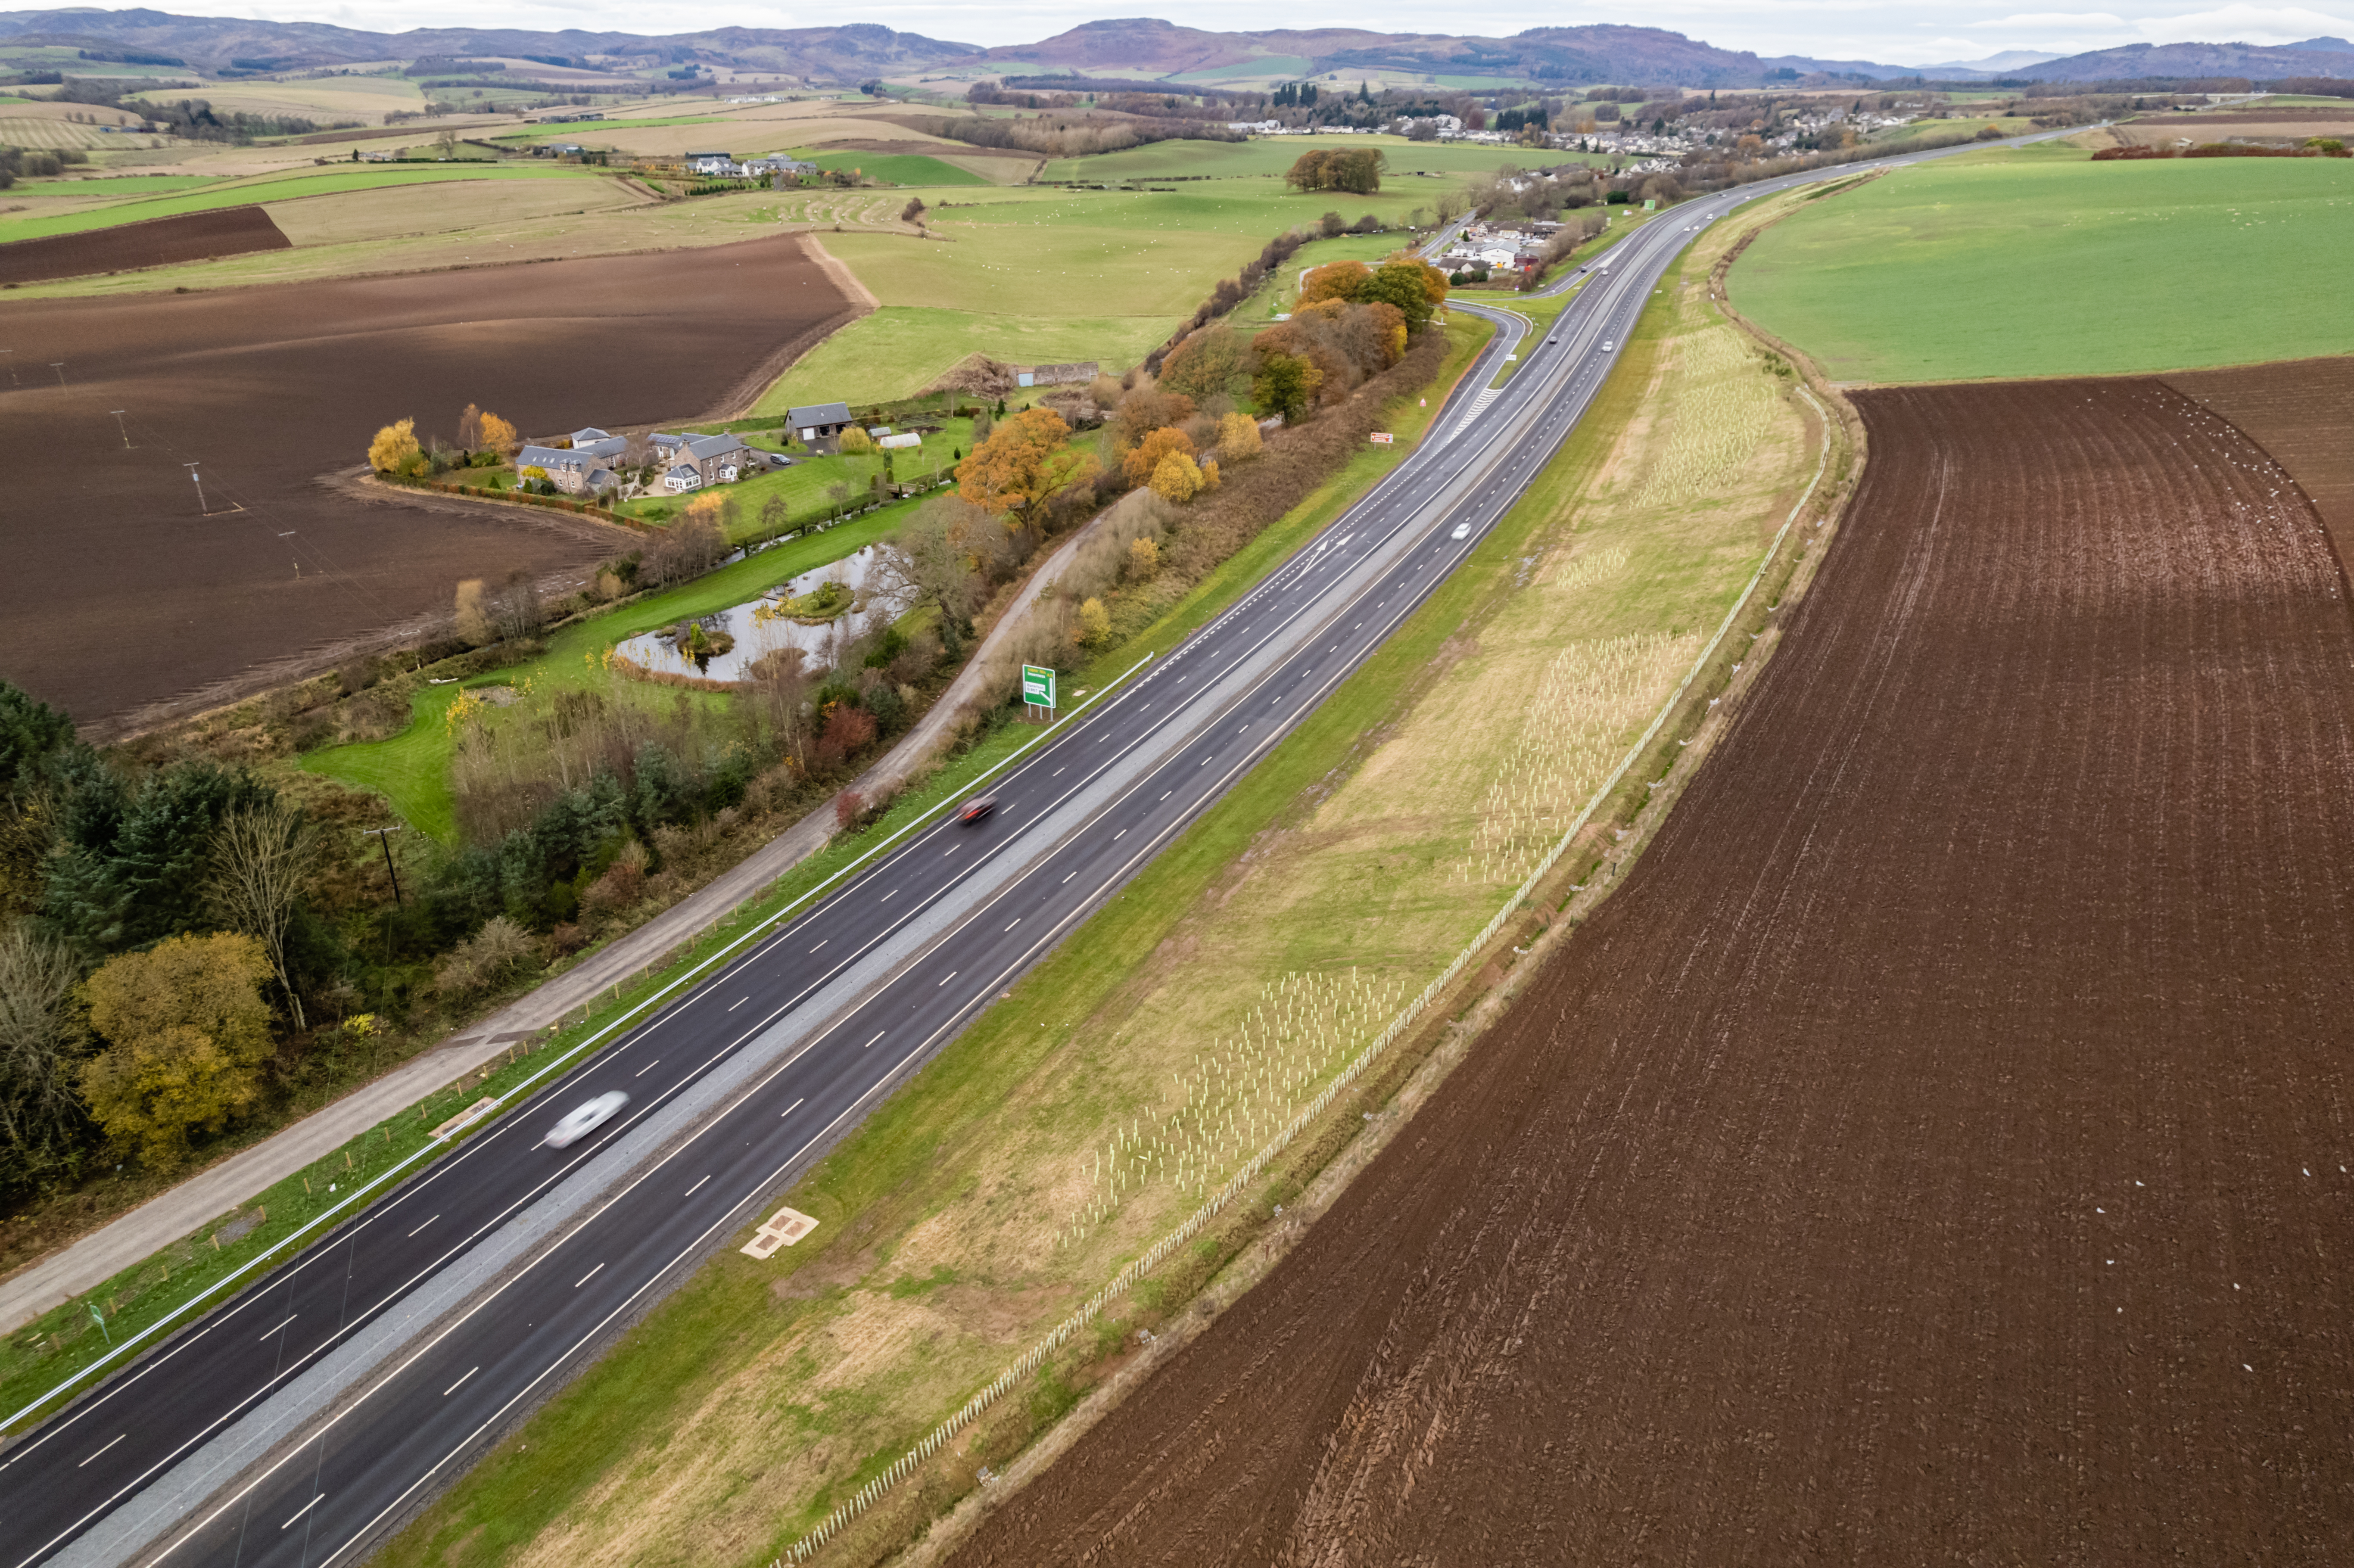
[663,463,704,493]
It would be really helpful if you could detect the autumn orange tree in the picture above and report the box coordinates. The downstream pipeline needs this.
[478,411,518,455]
[1298,259,1371,306]
[956,407,1099,530]
[1120,426,1194,487]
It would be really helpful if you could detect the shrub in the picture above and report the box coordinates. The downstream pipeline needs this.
[1079,597,1112,644]
[433,915,536,996]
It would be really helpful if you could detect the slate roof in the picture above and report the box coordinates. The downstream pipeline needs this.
[787,401,853,429]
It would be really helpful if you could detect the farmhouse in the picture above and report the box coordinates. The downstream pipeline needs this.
[684,151,736,175]
[745,155,816,178]
[1014,361,1098,388]
[514,443,608,495]
[651,430,753,486]
[662,463,704,494]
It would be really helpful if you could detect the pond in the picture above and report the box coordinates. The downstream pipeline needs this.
[611,543,916,684]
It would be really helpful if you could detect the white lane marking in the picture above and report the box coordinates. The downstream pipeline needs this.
[809,939,826,952]
[443,1366,478,1397]
[1114,829,1127,840]
[1005,918,1021,932]
[1160,790,1171,800]
[574,1263,604,1289]
[1199,756,1209,766]
[727,995,749,1011]
[634,1060,660,1077]
[882,888,897,900]
[1062,870,1076,882]
[937,971,957,986]
[1052,767,1065,777]
[685,1175,710,1197]
[782,1098,805,1115]
[407,1214,438,1238]
[864,1027,886,1046]
[76,1434,126,1468]
[280,1494,323,1530]
[258,1315,296,1343]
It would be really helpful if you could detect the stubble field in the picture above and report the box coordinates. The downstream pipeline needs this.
[0,232,857,735]
[943,371,2354,1565]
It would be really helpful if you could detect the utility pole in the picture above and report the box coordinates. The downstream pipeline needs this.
[49,361,65,386]
[110,410,130,448]
[0,349,15,386]
[364,825,405,906]
[185,461,207,514]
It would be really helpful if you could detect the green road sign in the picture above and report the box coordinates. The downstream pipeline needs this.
[1021,664,1056,707]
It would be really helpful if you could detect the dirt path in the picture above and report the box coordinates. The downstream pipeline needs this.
[941,374,2354,1565]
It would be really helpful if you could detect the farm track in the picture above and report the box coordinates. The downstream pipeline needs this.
[944,374,2354,1565]
[0,231,851,736]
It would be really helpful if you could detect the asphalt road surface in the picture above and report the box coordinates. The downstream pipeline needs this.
[0,133,2055,1568]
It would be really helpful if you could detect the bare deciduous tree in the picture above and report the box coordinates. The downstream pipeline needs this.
[0,925,89,1183]
[206,800,319,1030]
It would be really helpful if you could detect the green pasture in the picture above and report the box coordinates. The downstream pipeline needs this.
[496,113,728,142]
[1039,136,1561,184]
[761,180,1448,404]
[1729,153,2354,382]
[759,307,1159,408]
[0,162,602,243]
[22,174,224,194]
[304,509,906,836]
[612,418,974,528]
[794,149,987,187]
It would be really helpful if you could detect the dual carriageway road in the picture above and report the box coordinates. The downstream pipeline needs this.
[3,137,2046,1568]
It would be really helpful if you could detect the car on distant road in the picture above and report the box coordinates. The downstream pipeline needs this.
[1602,341,1615,352]
[1451,522,1472,541]
[958,796,997,824]
[544,1091,629,1148]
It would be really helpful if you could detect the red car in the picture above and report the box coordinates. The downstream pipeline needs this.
[958,796,997,824]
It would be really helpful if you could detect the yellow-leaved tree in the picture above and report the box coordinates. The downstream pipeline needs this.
[478,411,518,455]
[1217,411,1263,463]
[368,417,421,475]
[1079,596,1112,645]
[1149,449,1204,503]
[79,933,275,1167]
[1120,425,1194,487]
[838,426,874,455]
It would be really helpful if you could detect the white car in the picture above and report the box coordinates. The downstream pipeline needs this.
[1451,522,1472,541]
[544,1091,629,1148]
[1602,341,1616,352]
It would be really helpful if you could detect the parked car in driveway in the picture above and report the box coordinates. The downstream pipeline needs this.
[545,1091,629,1148]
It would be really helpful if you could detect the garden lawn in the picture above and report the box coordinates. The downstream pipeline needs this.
[1729,153,2354,382]
[302,507,907,837]
[375,246,1815,1568]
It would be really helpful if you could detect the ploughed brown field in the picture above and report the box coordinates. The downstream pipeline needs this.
[948,373,2354,1565]
[2168,356,2354,561]
[0,233,856,736]
[0,205,293,288]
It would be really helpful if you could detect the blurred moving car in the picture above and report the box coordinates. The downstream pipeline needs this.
[544,1091,629,1148]
[958,796,997,824]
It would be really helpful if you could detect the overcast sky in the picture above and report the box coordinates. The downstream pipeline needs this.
[224,0,2354,66]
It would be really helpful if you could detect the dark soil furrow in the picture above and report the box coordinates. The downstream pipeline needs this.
[944,372,2354,1566]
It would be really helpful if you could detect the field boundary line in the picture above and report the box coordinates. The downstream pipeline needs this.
[776,349,1835,1567]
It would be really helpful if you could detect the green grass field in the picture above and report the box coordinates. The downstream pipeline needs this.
[1040,135,1563,183]
[27,174,225,194]
[763,182,1447,403]
[0,163,604,243]
[1729,153,2354,382]
[796,149,987,186]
